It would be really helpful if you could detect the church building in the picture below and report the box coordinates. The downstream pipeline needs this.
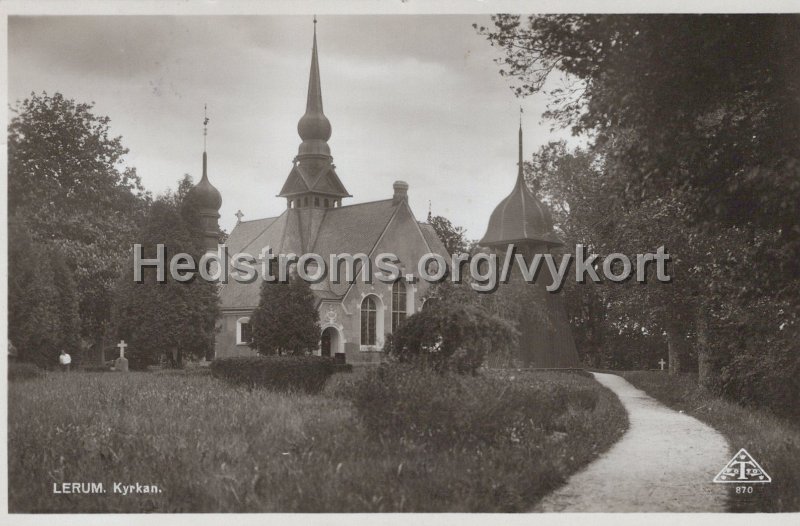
[189,20,579,368]
[193,22,448,365]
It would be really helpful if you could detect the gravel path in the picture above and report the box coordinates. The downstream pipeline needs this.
[534,372,731,512]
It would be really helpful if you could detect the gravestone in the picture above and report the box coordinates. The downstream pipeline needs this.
[115,340,129,372]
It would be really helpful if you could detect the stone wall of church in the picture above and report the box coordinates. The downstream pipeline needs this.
[215,310,258,359]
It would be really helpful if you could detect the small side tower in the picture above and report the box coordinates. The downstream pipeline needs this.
[187,105,222,253]
[479,118,579,368]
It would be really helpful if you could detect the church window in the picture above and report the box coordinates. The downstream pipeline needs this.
[324,198,329,208]
[236,317,252,345]
[314,197,320,207]
[304,197,309,207]
[392,280,407,331]
[360,296,377,346]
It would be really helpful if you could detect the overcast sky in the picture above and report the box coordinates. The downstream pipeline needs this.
[8,15,577,239]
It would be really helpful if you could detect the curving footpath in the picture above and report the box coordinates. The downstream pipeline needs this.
[534,372,730,512]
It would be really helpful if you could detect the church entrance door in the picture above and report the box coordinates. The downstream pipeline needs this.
[321,327,333,357]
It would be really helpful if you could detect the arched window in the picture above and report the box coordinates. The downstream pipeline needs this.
[324,198,329,208]
[236,317,252,345]
[392,280,407,331]
[314,197,320,207]
[304,197,309,207]
[360,296,377,346]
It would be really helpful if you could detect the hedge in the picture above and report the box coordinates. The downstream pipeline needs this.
[9,361,45,381]
[210,355,335,393]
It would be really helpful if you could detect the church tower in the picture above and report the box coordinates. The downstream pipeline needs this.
[187,106,222,253]
[479,120,579,368]
[278,18,351,209]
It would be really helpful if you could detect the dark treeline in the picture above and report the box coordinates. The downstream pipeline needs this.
[8,92,218,368]
[477,14,800,417]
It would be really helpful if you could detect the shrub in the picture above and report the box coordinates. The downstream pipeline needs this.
[332,363,353,374]
[210,355,334,393]
[9,362,45,381]
[250,272,320,356]
[386,303,517,374]
[345,364,591,450]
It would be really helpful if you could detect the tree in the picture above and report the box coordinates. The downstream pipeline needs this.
[112,176,219,369]
[387,302,517,374]
[250,272,320,356]
[9,216,81,368]
[477,15,800,403]
[8,92,150,347]
[428,215,468,255]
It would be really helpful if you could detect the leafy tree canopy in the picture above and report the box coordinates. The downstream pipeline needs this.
[8,92,151,340]
[113,176,219,369]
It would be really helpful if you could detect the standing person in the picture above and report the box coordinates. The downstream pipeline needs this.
[59,349,71,372]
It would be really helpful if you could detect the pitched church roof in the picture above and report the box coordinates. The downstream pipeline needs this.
[480,122,562,247]
[220,199,425,308]
[278,164,350,198]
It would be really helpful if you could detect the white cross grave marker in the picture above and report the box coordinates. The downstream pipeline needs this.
[117,340,128,359]
[658,358,666,371]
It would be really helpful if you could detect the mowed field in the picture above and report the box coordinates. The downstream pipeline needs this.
[9,368,627,512]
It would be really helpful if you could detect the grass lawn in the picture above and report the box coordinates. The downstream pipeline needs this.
[9,367,627,512]
[620,371,800,513]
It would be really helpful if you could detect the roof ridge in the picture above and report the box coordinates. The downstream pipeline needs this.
[332,198,393,210]
[238,216,279,224]
[237,211,287,255]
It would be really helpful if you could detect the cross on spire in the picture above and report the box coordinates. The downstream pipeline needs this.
[235,209,244,223]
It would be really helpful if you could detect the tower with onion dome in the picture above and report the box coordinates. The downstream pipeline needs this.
[186,106,222,253]
[277,17,351,210]
[479,120,579,368]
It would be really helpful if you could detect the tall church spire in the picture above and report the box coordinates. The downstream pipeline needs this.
[279,17,351,208]
[297,16,332,156]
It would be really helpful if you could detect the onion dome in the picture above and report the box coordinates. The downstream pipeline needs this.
[188,151,222,211]
[480,124,562,247]
[297,19,332,156]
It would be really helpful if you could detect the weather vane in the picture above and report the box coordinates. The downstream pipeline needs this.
[203,104,210,152]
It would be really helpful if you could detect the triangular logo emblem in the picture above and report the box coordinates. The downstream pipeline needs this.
[713,448,771,483]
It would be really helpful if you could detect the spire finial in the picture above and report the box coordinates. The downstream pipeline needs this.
[517,107,524,186]
[297,15,332,152]
[203,104,209,152]
[427,200,432,222]
[202,104,209,180]
[235,209,244,224]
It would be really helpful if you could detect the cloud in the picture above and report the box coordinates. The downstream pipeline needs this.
[8,15,579,240]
